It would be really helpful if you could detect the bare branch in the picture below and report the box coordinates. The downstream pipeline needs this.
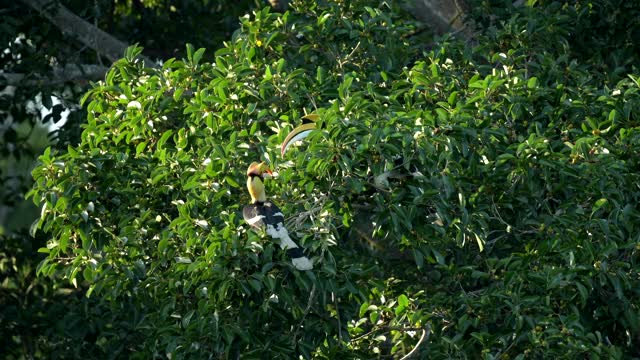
[409,0,475,43]
[19,0,159,68]
[292,283,317,344]
[1,64,108,87]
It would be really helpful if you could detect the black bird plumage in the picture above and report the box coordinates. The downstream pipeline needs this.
[243,162,312,270]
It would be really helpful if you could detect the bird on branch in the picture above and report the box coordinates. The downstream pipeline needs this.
[243,161,313,271]
[281,114,423,260]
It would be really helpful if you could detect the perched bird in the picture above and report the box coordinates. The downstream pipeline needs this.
[281,114,423,260]
[243,161,313,270]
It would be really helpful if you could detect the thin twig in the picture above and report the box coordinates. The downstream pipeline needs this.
[337,41,361,70]
[292,282,317,344]
[350,326,423,342]
[491,196,511,228]
[345,41,361,62]
[286,193,327,229]
[334,292,343,343]
[305,92,318,111]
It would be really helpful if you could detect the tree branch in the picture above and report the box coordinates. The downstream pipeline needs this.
[1,64,109,87]
[19,0,159,68]
[409,0,475,43]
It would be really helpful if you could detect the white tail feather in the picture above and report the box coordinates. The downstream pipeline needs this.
[292,256,313,271]
[266,223,313,270]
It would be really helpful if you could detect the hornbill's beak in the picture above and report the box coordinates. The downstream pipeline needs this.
[247,161,273,176]
[281,114,319,156]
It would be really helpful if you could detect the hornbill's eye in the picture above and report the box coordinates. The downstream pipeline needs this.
[247,161,273,177]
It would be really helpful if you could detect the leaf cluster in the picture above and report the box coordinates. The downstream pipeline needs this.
[28,0,640,358]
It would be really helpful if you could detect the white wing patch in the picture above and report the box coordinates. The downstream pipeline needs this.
[246,215,266,225]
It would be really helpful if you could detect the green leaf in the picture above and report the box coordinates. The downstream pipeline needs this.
[79,228,90,250]
[316,66,326,83]
[225,176,240,188]
[413,249,424,268]
[135,141,147,156]
[157,130,174,150]
[264,66,272,80]
[124,45,143,62]
[591,198,608,215]
[398,294,409,308]
[474,232,484,252]
[575,282,588,306]
[182,310,195,328]
[158,237,169,253]
[369,311,379,324]
[359,302,370,317]
[192,48,205,66]
[395,294,409,315]
[185,43,194,62]
[175,257,192,264]
[432,249,445,265]
[83,267,94,282]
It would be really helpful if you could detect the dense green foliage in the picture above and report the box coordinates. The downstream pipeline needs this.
[1,1,261,358]
[19,0,640,358]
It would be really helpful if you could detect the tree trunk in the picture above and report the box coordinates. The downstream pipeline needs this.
[409,0,474,42]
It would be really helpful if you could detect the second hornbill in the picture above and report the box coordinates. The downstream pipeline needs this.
[281,114,319,156]
[280,113,422,260]
[243,161,313,270]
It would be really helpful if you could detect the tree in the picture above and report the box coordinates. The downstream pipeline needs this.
[1,0,259,357]
[14,0,640,358]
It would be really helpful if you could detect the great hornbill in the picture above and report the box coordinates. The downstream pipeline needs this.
[280,114,422,260]
[242,161,313,270]
[281,114,319,156]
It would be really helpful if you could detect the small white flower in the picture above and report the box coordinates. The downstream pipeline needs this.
[195,219,209,229]
[127,100,142,109]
